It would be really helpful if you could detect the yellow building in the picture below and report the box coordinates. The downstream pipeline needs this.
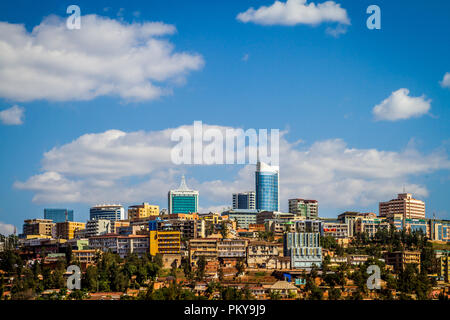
[56,221,86,240]
[149,230,181,256]
[128,203,159,220]
[168,212,199,220]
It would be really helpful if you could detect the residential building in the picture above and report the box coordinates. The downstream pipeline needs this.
[439,255,449,282]
[256,211,295,225]
[160,219,205,239]
[189,238,218,266]
[85,219,111,238]
[56,221,86,240]
[284,232,322,269]
[44,208,74,223]
[22,219,55,238]
[90,204,125,221]
[247,241,283,269]
[288,199,318,218]
[218,239,248,259]
[294,220,322,233]
[128,203,159,220]
[168,175,199,214]
[379,193,425,221]
[72,249,98,267]
[385,251,421,272]
[232,191,256,210]
[430,219,450,242]
[255,161,279,211]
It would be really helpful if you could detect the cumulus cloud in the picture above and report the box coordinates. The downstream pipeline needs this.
[372,88,431,121]
[0,221,16,235]
[14,124,450,212]
[0,15,204,102]
[440,72,450,88]
[236,0,350,27]
[0,105,24,125]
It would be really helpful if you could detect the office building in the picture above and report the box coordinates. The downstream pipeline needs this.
[379,193,425,221]
[255,161,279,211]
[90,204,125,221]
[232,191,256,210]
[222,209,259,229]
[89,234,149,258]
[430,219,450,242]
[149,221,181,255]
[168,175,199,214]
[288,199,318,218]
[322,222,349,239]
[44,208,74,223]
[128,203,159,220]
[284,232,322,269]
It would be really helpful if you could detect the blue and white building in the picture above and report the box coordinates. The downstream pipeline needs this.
[255,161,279,211]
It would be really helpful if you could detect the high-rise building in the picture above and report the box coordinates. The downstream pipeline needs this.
[128,203,159,220]
[90,204,125,221]
[44,208,74,223]
[288,199,318,218]
[168,175,199,214]
[379,193,425,221]
[232,191,256,210]
[255,161,279,211]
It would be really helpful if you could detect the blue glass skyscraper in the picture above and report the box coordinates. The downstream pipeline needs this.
[44,208,74,223]
[255,161,279,211]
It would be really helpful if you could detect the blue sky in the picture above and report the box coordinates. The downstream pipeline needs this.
[0,0,449,233]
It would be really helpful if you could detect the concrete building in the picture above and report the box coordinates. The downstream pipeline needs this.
[284,232,322,269]
[168,175,199,214]
[90,204,125,221]
[149,220,181,255]
[189,238,218,266]
[322,222,349,239]
[89,234,150,258]
[430,219,450,242]
[222,209,259,229]
[56,221,86,240]
[384,251,421,272]
[232,191,256,210]
[218,239,248,259]
[288,199,318,218]
[22,219,55,238]
[85,219,111,238]
[247,241,283,269]
[161,219,205,239]
[128,203,159,220]
[355,217,389,238]
[379,193,425,221]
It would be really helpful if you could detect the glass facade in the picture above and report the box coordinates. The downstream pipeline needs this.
[170,195,198,214]
[44,208,73,223]
[256,171,279,211]
[90,205,124,221]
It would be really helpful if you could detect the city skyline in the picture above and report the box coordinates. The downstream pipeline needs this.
[1,0,450,235]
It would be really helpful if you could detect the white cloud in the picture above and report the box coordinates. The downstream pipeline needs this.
[440,72,450,88]
[14,124,450,213]
[372,88,431,121]
[0,221,16,235]
[0,15,204,102]
[0,105,24,125]
[236,0,350,27]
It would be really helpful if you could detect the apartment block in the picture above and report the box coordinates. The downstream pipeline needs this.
[284,232,322,269]
[247,241,283,269]
[288,199,318,218]
[22,219,55,238]
[379,193,425,220]
[384,251,421,272]
[189,238,218,266]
